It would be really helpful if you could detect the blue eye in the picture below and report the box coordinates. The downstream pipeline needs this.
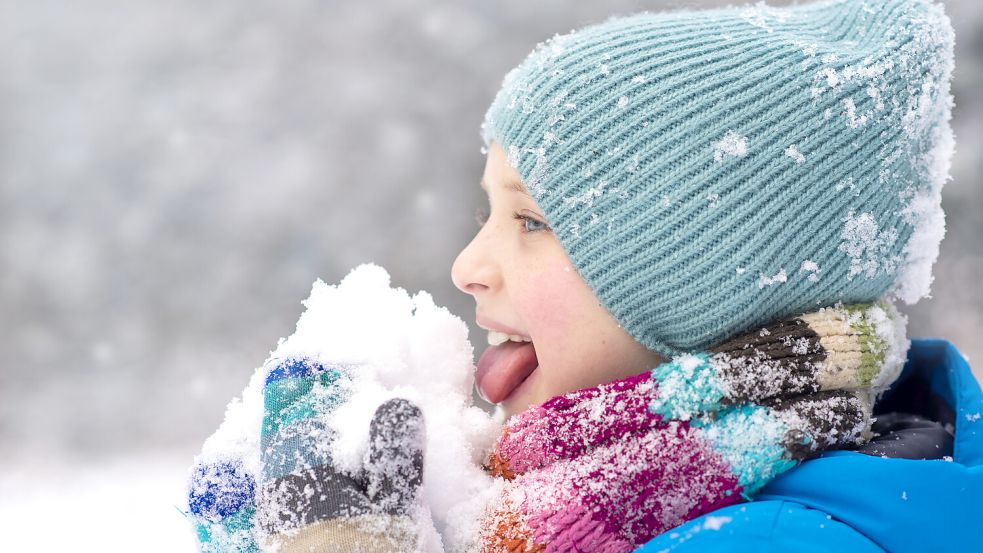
[513,212,551,233]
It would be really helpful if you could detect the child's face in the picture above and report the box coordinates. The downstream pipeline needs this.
[452,141,663,419]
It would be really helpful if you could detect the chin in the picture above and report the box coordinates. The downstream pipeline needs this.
[500,371,545,419]
[497,397,528,422]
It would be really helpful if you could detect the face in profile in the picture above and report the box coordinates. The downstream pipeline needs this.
[452,140,663,419]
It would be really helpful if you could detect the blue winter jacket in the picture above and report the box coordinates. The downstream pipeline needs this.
[637,339,983,553]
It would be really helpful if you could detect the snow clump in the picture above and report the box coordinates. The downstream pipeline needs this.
[713,130,748,162]
[189,263,502,552]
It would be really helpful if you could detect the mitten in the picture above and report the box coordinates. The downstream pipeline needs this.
[258,358,425,552]
[188,357,427,553]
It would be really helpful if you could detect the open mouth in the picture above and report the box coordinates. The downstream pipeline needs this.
[475,337,539,404]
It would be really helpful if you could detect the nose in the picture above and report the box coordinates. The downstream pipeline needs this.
[451,225,497,297]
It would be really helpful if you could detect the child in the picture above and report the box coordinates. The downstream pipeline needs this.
[190,0,982,551]
[457,0,979,550]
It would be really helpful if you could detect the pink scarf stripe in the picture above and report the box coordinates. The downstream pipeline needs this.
[498,372,660,473]
[495,371,745,549]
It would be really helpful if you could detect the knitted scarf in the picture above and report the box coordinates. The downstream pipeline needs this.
[477,301,907,553]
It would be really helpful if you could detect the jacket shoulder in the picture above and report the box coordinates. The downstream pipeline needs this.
[635,500,884,553]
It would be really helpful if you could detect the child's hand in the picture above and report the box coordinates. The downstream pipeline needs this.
[257,358,426,552]
[187,357,429,553]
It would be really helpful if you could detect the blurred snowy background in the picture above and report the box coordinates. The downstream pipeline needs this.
[0,0,980,550]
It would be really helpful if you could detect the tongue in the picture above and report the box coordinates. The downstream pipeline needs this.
[475,341,538,404]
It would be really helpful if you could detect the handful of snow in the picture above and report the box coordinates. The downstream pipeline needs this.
[189,263,502,552]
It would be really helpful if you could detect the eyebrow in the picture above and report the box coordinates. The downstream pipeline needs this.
[480,178,531,198]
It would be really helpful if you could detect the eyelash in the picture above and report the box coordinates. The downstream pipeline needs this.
[474,207,551,233]
[514,212,551,233]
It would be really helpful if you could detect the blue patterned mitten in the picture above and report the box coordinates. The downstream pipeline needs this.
[187,357,426,552]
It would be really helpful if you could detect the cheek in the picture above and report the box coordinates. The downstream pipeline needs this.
[518,263,589,351]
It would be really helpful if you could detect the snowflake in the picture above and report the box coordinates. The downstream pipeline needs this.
[758,269,788,288]
[785,144,805,164]
[713,130,748,162]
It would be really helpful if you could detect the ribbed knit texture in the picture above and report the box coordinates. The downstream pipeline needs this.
[479,0,954,356]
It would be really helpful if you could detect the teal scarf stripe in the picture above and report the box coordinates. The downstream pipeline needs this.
[649,352,726,419]
[691,404,797,497]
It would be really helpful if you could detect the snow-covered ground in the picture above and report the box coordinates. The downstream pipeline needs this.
[0,453,197,551]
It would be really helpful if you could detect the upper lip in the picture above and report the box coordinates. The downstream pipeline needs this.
[475,313,531,340]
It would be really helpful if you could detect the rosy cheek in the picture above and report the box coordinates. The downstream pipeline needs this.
[519,263,584,348]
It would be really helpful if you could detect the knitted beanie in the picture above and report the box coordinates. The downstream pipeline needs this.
[479,0,955,357]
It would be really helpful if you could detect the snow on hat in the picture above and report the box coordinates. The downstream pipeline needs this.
[479,0,955,357]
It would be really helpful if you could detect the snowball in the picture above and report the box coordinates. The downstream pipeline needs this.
[864,298,910,389]
[196,365,268,479]
[890,110,953,304]
[190,263,501,552]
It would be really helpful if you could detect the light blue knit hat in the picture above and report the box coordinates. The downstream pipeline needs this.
[479,0,954,357]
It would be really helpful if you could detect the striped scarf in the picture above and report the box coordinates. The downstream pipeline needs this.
[478,300,907,553]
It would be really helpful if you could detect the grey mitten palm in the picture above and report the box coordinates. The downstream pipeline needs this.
[258,357,425,553]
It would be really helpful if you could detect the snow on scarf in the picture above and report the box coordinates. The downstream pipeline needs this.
[478,300,908,553]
